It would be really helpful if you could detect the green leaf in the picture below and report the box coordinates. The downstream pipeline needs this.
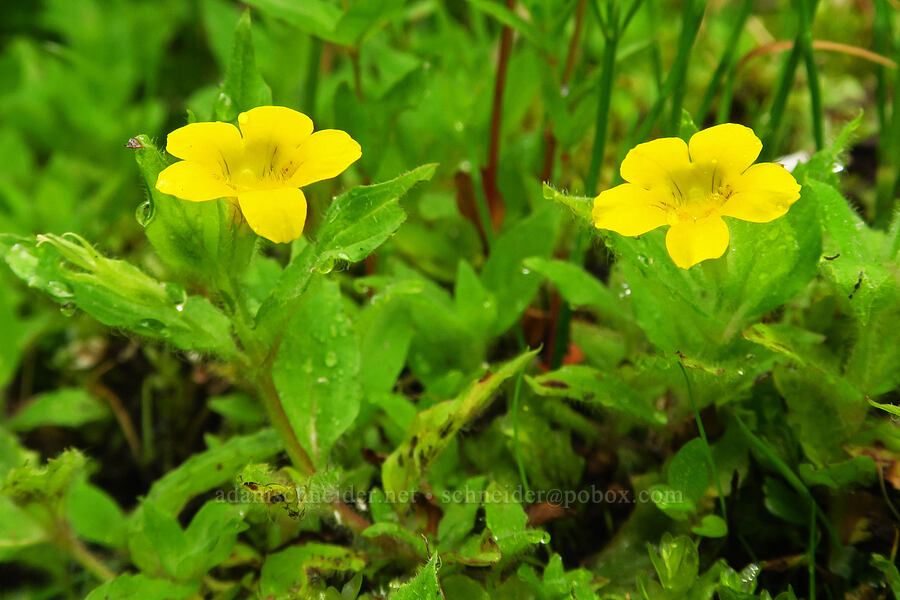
[3,448,86,506]
[441,575,490,600]
[871,554,900,599]
[382,349,539,507]
[0,494,46,560]
[668,438,710,504]
[243,0,344,44]
[691,514,728,538]
[215,10,272,121]
[437,477,486,551]
[0,274,25,388]
[143,428,281,515]
[68,479,127,548]
[131,135,226,279]
[315,164,436,272]
[527,365,666,425]
[678,109,700,141]
[468,0,544,49]
[136,500,247,580]
[256,165,436,339]
[647,533,698,594]
[260,543,365,598]
[357,294,415,395]
[7,388,108,431]
[179,501,247,578]
[454,260,497,336]
[85,574,198,600]
[0,233,237,357]
[483,482,549,558]
[208,393,266,426]
[363,522,428,556]
[391,553,442,600]
[807,178,895,324]
[273,279,361,468]
[481,205,560,335]
[333,0,406,46]
[870,399,900,417]
[523,257,626,321]
[798,456,877,489]
[762,477,807,525]
[717,564,760,597]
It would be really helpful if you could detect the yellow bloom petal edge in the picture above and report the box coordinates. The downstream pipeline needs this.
[155,106,361,244]
[592,123,800,269]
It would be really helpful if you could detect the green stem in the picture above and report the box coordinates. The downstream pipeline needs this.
[731,410,839,544]
[302,38,322,113]
[697,0,753,122]
[584,30,619,196]
[667,0,705,134]
[678,363,727,523]
[798,0,824,150]
[551,1,627,370]
[615,0,704,179]
[66,533,116,582]
[762,0,819,157]
[512,326,530,493]
[219,267,317,476]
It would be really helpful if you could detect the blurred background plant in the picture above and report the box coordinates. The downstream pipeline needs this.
[1,0,900,598]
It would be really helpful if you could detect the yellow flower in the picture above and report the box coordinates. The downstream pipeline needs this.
[155,106,361,244]
[592,123,800,269]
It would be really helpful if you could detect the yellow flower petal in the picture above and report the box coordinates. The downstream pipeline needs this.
[592,183,669,236]
[165,122,242,173]
[665,216,730,269]
[286,130,362,188]
[237,107,316,188]
[619,137,691,191]
[238,187,307,244]
[156,161,236,202]
[688,123,761,176]
[720,162,801,223]
[238,106,314,146]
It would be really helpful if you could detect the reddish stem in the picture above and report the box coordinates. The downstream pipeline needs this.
[481,0,517,230]
[539,0,586,182]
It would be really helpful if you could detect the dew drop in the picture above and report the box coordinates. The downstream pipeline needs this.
[60,302,77,317]
[135,201,152,227]
[325,351,338,367]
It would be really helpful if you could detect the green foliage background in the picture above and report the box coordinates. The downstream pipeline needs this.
[1,0,900,599]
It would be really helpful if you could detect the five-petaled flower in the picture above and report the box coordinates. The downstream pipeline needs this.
[156,106,361,244]
[591,123,800,269]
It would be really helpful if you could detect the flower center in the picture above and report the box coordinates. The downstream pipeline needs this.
[663,162,734,224]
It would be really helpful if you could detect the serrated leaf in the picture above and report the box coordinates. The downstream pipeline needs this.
[391,553,442,600]
[315,164,436,271]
